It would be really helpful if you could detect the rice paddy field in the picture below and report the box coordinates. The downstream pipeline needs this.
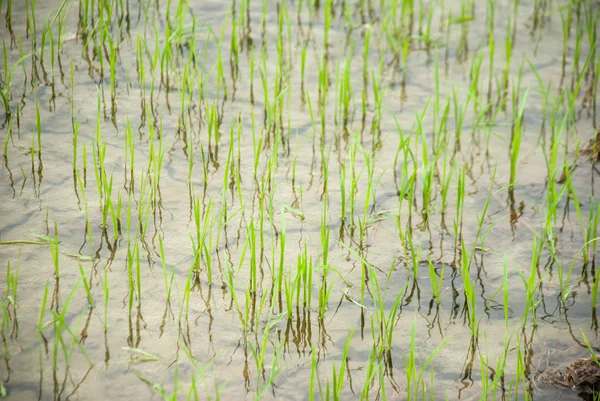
[1,0,600,399]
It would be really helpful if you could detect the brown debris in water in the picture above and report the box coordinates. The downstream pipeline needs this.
[534,356,600,400]
[581,131,600,161]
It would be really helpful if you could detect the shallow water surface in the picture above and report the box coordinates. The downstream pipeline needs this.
[0,0,599,400]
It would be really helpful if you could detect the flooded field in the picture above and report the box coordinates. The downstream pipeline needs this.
[0,0,599,399]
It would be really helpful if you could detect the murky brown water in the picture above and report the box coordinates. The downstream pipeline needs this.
[0,0,599,400]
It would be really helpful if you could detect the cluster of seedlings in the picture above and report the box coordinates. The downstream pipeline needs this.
[0,0,599,399]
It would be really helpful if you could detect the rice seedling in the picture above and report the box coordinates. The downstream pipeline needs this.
[2,114,12,158]
[248,310,285,396]
[157,234,173,303]
[451,89,470,154]
[248,220,258,295]
[108,32,117,112]
[502,17,513,95]
[329,329,354,401]
[592,262,600,311]
[3,260,18,338]
[404,318,450,400]
[460,241,479,337]
[45,276,92,370]
[453,166,465,259]
[508,89,527,188]
[516,235,542,328]
[428,259,444,305]
[78,262,92,307]
[36,279,49,336]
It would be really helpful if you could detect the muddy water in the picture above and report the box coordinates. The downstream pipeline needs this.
[0,0,599,400]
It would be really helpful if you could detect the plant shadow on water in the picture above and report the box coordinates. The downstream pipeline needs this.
[0,0,599,400]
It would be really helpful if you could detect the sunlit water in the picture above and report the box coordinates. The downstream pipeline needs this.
[0,0,599,400]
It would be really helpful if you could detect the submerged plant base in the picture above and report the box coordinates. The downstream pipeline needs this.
[534,356,600,401]
[582,132,600,161]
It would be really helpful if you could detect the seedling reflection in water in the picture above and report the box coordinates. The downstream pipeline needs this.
[0,0,599,399]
